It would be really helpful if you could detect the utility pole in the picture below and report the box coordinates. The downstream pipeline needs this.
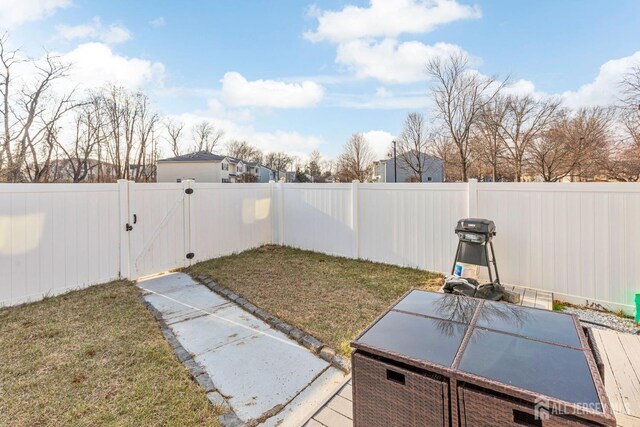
[392,140,397,183]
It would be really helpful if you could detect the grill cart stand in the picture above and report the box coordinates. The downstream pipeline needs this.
[451,218,500,284]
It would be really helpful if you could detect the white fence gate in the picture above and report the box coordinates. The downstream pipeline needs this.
[121,180,274,279]
[122,181,195,279]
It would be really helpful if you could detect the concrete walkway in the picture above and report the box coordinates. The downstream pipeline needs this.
[139,272,347,426]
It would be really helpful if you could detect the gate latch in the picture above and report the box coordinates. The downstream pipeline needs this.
[185,188,194,195]
[125,223,133,231]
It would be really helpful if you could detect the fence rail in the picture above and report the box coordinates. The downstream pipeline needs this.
[1,180,638,312]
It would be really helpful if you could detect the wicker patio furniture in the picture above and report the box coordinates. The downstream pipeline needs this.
[351,290,615,427]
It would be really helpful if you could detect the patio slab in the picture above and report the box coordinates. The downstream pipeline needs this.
[138,272,347,426]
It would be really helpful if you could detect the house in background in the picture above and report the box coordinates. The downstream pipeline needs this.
[371,151,444,183]
[157,151,228,182]
[156,151,283,183]
[254,163,283,182]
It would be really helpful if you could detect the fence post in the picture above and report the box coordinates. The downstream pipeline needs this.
[276,181,285,245]
[467,178,478,218]
[118,179,132,280]
[352,180,360,258]
[269,180,276,244]
[182,179,196,265]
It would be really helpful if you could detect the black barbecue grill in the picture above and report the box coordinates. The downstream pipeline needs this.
[445,218,505,301]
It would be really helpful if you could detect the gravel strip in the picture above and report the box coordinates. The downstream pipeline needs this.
[562,306,639,335]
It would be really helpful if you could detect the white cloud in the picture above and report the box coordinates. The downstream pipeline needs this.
[150,17,165,27]
[361,130,396,160]
[220,71,325,108]
[336,38,465,83]
[60,42,164,91]
[562,51,640,108]
[305,0,481,43]
[501,79,537,97]
[0,0,71,28]
[55,17,132,44]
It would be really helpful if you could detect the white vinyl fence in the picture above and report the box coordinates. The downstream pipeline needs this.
[0,180,273,307]
[0,184,121,306]
[275,180,640,313]
[1,179,639,312]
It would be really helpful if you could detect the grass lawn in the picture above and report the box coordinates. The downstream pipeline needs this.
[188,245,443,355]
[0,281,221,427]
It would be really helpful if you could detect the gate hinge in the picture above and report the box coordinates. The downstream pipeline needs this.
[185,188,194,195]
[125,223,133,231]
[186,252,195,259]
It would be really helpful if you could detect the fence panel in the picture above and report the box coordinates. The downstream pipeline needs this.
[0,184,120,306]
[193,183,273,261]
[358,183,468,273]
[477,183,640,308]
[281,184,354,257]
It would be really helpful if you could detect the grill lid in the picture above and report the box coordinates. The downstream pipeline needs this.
[455,218,496,235]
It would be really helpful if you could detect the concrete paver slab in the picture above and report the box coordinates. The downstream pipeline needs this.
[194,328,328,421]
[138,272,346,426]
[260,367,348,427]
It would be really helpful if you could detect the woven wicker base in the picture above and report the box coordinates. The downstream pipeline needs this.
[353,352,450,427]
[458,385,604,426]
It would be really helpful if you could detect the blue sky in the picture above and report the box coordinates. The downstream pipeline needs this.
[2,0,640,160]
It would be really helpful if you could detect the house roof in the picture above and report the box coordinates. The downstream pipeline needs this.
[377,150,442,163]
[158,151,225,162]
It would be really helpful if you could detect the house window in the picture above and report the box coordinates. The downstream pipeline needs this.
[427,177,432,182]
[222,178,230,183]
[237,165,243,172]
[176,178,182,183]
[222,163,229,171]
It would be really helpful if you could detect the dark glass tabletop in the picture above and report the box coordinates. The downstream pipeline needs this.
[476,300,581,347]
[356,310,467,367]
[353,290,601,409]
[393,290,478,324]
[458,329,601,409]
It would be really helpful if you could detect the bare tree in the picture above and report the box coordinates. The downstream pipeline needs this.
[431,131,460,181]
[529,123,573,182]
[496,95,562,181]
[620,65,640,107]
[336,133,373,181]
[131,95,159,181]
[0,33,77,182]
[615,66,640,181]
[57,97,103,182]
[396,112,436,181]
[165,119,184,157]
[529,107,613,181]
[473,96,509,181]
[306,149,329,182]
[192,120,223,152]
[99,85,159,181]
[426,51,506,181]
[264,151,293,173]
[226,140,263,163]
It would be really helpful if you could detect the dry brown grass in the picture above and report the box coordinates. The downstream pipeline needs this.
[0,281,221,427]
[188,246,442,355]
